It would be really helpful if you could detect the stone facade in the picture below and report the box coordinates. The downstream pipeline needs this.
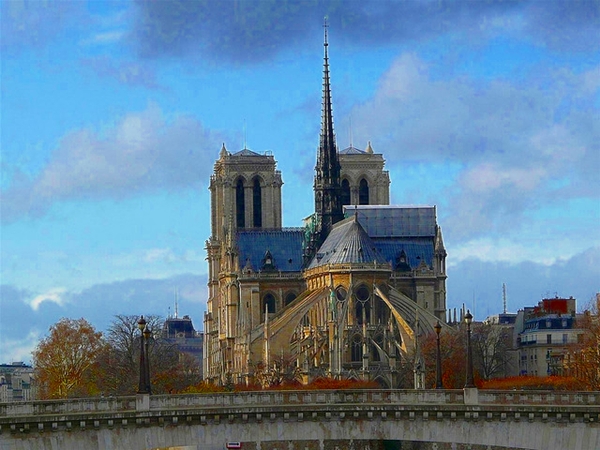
[203,30,447,387]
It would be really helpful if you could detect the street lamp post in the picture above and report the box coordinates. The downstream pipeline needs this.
[464,310,475,388]
[434,320,443,389]
[143,326,152,394]
[137,316,148,394]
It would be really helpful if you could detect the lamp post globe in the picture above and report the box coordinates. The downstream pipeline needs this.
[143,326,152,394]
[137,316,148,394]
[464,310,475,388]
[434,320,443,389]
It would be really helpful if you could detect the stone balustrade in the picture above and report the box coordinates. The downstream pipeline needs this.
[1,389,598,419]
[2,389,599,450]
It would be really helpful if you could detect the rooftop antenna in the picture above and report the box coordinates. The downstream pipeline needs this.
[243,119,247,150]
[349,115,353,148]
[503,283,507,314]
[175,288,179,319]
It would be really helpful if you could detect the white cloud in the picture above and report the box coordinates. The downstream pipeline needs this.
[27,288,68,311]
[1,104,226,223]
[350,54,599,242]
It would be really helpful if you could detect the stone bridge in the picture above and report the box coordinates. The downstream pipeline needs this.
[1,388,599,450]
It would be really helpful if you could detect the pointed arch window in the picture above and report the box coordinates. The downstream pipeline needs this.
[359,178,369,205]
[341,179,351,205]
[252,177,262,228]
[236,179,245,228]
[263,293,276,316]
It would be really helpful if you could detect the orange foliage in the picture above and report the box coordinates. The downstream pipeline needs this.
[33,318,105,399]
[421,328,469,389]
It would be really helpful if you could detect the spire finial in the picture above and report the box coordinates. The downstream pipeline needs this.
[323,16,329,47]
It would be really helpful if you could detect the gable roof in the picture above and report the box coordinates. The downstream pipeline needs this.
[232,148,262,157]
[339,146,366,155]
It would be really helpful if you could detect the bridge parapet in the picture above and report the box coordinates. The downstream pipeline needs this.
[1,389,598,418]
[2,389,600,450]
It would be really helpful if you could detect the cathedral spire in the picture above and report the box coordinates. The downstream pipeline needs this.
[313,17,343,250]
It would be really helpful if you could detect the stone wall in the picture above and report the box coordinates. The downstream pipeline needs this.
[2,389,599,450]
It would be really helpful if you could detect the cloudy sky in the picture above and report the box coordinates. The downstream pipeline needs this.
[1,0,599,363]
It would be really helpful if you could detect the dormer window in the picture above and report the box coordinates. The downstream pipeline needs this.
[261,250,276,271]
[395,250,411,272]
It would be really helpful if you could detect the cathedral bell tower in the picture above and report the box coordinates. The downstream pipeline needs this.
[313,20,344,249]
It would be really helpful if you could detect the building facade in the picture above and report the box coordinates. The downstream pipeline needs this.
[517,297,585,377]
[203,28,447,387]
[0,362,36,402]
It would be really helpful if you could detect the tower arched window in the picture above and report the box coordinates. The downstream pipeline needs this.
[263,293,276,315]
[236,179,245,228]
[359,178,369,205]
[252,177,262,228]
[341,179,351,205]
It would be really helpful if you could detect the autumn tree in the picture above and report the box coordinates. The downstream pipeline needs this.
[421,326,467,389]
[33,318,105,399]
[566,299,600,390]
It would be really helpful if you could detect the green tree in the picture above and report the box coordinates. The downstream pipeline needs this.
[33,318,105,399]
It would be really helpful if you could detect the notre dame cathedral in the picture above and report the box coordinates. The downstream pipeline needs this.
[203,26,448,388]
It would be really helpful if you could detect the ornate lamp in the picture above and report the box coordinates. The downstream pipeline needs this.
[464,310,475,388]
[434,320,443,389]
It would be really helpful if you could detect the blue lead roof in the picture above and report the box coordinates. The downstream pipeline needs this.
[373,238,434,269]
[344,205,437,237]
[237,229,304,272]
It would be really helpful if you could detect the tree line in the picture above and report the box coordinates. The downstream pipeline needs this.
[32,303,599,398]
[33,315,201,399]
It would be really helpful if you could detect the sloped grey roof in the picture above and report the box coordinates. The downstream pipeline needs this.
[237,229,304,272]
[373,238,434,269]
[308,216,388,269]
[232,148,261,157]
[343,205,436,237]
[339,146,365,154]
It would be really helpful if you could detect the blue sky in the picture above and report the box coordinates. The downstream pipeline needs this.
[1,0,599,363]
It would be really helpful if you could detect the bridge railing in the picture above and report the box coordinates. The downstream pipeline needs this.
[2,389,598,418]
[0,396,136,418]
[478,390,598,405]
[148,389,465,410]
